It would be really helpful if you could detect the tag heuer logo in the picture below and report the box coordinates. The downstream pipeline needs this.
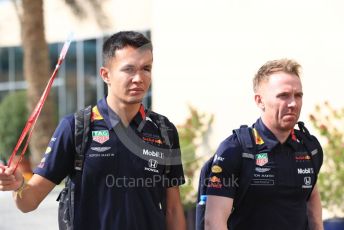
[92,130,109,144]
[256,153,268,167]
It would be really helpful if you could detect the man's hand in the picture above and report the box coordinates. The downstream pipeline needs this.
[0,165,24,191]
[1,164,55,213]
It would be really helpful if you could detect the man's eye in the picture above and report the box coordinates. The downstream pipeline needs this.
[278,93,288,99]
[143,67,151,73]
[123,67,135,73]
[295,93,303,98]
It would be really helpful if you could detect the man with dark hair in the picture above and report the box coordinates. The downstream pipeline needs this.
[204,59,323,230]
[0,31,186,230]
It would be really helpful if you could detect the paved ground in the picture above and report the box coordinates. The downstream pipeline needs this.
[0,187,60,230]
[1,186,332,230]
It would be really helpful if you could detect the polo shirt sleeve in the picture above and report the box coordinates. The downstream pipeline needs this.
[33,115,75,185]
[164,122,185,187]
[206,134,243,198]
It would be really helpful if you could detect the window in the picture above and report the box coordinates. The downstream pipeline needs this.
[0,31,152,117]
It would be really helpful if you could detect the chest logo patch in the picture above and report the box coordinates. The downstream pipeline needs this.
[92,130,109,144]
[144,159,159,173]
[255,167,271,173]
[213,154,224,162]
[211,165,222,173]
[90,147,111,152]
[256,153,268,167]
[295,152,311,161]
[143,149,164,159]
[302,176,312,188]
[45,146,52,154]
[208,176,222,188]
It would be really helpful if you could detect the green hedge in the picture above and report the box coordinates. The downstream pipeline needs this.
[0,91,29,161]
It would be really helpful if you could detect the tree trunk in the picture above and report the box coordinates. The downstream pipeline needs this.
[20,0,55,168]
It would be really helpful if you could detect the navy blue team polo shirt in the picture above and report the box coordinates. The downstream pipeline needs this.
[34,98,185,230]
[206,118,322,230]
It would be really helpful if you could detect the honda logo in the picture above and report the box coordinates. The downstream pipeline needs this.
[148,159,158,169]
[304,176,311,185]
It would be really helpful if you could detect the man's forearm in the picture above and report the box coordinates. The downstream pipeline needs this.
[204,196,233,230]
[13,181,40,212]
[165,186,186,230]
[307,186,323,230]
[205,220,227,230]
[166,204,186,230]
[13,174,55,213]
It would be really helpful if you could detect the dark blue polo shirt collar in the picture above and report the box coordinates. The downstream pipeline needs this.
[253,118,299,151]
[97,97,146,130]
[285,130,299,151]
[253,118,279,151]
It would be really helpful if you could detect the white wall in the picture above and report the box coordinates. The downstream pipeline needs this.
[151,0,344,152]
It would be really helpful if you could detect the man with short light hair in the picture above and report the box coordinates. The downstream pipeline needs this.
[205,59,323,230]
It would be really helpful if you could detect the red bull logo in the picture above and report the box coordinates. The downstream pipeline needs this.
[208,176,222,188]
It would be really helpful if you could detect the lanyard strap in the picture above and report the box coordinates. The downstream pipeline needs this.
[7,36,73,172]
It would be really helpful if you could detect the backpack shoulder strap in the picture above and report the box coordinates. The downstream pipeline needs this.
[295,122,323,198]
[74,105,92,171]
[157,115,172,174]
[232,125,256,210]
[139,111,173,175]
[296,121,323,175]
[234,125,253,149]
[57,105,91,230]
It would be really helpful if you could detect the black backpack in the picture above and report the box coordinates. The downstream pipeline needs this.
[57,106,174,230]
[57,106,92,230]
[195,122,323,230]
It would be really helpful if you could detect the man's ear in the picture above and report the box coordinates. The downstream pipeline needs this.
[254,94,265,111]
[100,67,110,84]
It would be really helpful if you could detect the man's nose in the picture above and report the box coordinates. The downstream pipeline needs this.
[132,72,144,83]
[288,96,296,107]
